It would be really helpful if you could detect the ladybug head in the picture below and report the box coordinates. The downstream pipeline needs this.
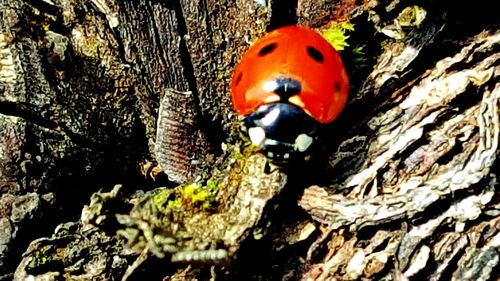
[244,102,320,164]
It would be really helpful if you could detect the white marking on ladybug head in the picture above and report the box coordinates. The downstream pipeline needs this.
[248,127,266,146]
[263,94,280,104]
[294,134,313,152]
[261,107,280,126]
[288,95,305,108]
[267,151,274,158]
[283,153,290,160]
[262,80,279,92]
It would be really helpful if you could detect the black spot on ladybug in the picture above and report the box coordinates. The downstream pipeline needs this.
[258,43,278,56]
[274,77,302,99]
[307,46,324,63]
[334,81,341,92]
[235,72,243,86]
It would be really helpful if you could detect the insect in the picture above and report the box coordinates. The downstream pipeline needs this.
[231,26,349,163]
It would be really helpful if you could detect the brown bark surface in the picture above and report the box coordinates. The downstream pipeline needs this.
[0,0,498,280]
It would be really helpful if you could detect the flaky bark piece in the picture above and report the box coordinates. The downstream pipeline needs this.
[299,30,499,280]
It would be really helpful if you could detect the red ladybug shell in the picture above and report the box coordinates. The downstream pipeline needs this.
[231,26,349,124]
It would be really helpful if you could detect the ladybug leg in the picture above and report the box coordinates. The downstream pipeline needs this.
[263,159,281,174]
[264,160,272,174]
[150,166,165,179]
[139,161,165,181]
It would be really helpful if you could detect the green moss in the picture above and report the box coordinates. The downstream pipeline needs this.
[167,198,182,208]
[321,21,369,70]
[216,72,225,80]
[321,21,355,51]
[167,180,220,211]
[397,5,427,27]
[29,248,52,268]
[379,6,427,40]
[234,146,247,160]
[206,178,219,193]
[152,188,170,207]
[115,238,123,247]
[352,45,367,68]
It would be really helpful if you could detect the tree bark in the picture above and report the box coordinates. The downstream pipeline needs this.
[0,0,498,280]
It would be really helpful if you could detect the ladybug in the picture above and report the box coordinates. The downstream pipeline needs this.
[231,25,349,163]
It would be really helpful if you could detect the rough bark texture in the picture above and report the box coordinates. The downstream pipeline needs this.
[0,0,498,280]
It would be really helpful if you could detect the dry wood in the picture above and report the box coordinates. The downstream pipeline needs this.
[299,30,499,280]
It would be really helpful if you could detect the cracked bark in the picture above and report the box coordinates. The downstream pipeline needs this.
[1,0,499,280]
